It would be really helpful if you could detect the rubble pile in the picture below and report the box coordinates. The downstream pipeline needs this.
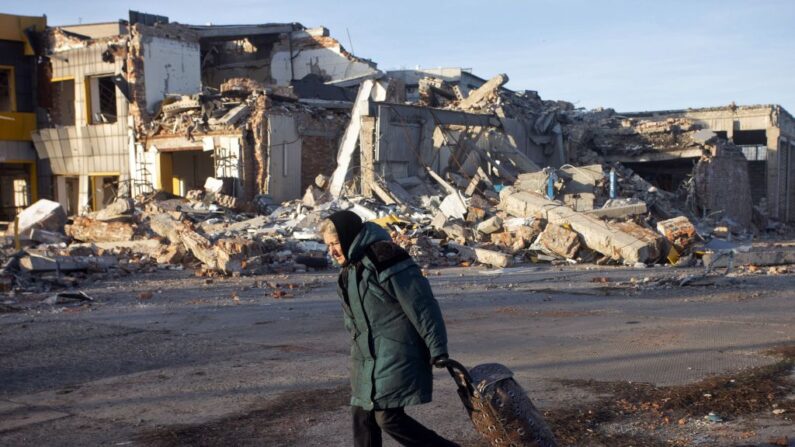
[145,77,331,142]
[6,69,793,294]
[310,73,791,271]
[5,36,795,294]
[0,188,335,292]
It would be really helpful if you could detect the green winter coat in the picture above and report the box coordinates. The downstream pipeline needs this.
[336,222,448,410]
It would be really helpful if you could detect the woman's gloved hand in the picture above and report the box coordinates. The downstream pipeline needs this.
[431,354,450,368]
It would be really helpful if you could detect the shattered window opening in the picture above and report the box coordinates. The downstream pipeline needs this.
[87,75,118,124]
[97,76,117,122]
[733,129,767,146]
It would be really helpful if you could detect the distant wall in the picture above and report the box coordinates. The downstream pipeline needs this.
[266,113,302,202]
[271,46,377,85]
[142,37,201,113]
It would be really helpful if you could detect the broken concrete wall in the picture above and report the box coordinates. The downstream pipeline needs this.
[140,36,201,113]
[386,68,489,103]
[694,147,753,228]
[270,32,380,86]
[249,95,269,197]
[294,111,347,193]
[201,36,279,88]
[571,114,708,164]
[266,113,302,202]
[33,22,205,214]
[32,33,131,214]
[141,81,348,203]
[328,79,385,196]
[373,103,495,181]
[126,23,201,127]
[194,25,378,91]
[616,104,795,223]
[127,25,202,199]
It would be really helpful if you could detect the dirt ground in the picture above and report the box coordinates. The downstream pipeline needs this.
[1,264,793,446]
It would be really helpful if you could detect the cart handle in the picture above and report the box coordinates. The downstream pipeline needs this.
[444,358,475,395]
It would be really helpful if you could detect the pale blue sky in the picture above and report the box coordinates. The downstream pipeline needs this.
[6,0,795,112]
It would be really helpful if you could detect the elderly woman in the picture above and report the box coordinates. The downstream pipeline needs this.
[320,210,458,447]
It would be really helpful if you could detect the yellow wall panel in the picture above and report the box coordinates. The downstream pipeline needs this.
[0,112,36,141]
[0,13,47,55]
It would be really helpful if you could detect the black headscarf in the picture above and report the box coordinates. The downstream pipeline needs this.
[327,210,363,261]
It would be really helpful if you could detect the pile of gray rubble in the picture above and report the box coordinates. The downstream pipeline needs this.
[3,73,795,293]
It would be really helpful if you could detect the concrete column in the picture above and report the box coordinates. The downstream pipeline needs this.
[766,127,781,218]
[54,176,68,210]
[78,175,90,214]
[359,116,376,198]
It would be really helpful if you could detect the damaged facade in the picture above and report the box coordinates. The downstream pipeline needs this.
[2,8,795,289]
[32,14,201,215]
[30,11,379,214]
[621,105,795,223]
[0,13,46,221]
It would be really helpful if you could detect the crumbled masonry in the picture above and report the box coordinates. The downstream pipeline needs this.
[3,16,794,293]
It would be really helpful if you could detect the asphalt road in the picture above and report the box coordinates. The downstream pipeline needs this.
[1,265,793,446]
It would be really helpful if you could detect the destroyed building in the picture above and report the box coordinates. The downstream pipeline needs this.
[554,103,795,235]
[621,105,795,223]
[30,13,198,215]
[29,11,380,213]
[386,67,495,104]
[3,7,795,292]
[0,13,47,221]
